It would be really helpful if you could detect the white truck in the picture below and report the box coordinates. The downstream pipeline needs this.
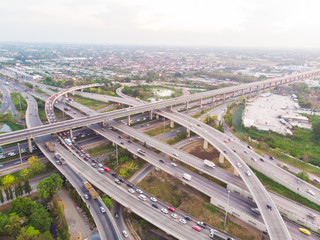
[183,173,192,181]
[203,159,215,168]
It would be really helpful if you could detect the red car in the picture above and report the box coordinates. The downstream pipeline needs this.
[171,110,174,113]
[224,140,228,143]
[168,207,175,212]
[192,225,201,232]
[104,167,110,172]
[118,136,123,139]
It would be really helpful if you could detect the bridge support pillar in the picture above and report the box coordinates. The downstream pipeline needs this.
[28,138,33,153]
[69,129,73,138]
[170,105,173,111]
[112,142,115,146]
[102,121,105,127]
[127,115,131,126]
[156,114,159,120]
[233,168,239,176]
[149,111,153,120]
[203,140,208,149]
[187,128,190,138]
[170,120,174,128]
[81,89,83,92]
[212,96,215,104]
[219,153,224,164]
[65,93,68,98]
[72,91,75,96]
[200,98,203,107]
[223,93,226,100]
[186,101,189,110]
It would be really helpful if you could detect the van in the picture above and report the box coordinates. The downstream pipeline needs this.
[138,194,147,201]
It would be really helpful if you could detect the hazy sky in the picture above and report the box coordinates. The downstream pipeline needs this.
[1,0,320,48]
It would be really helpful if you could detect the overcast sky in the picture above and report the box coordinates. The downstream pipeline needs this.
[1,0,320,48]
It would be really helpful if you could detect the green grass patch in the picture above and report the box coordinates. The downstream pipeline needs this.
[145,123,179,136]
[10,92,27,117]
[87,143,115,157]
[252,168,320,212]
[47,88,58,92]
[232,104,244,131]
[0,121,24,131]
[33,97,47,122]
[73,94,109,110]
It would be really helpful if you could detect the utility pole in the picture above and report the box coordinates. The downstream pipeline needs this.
[18,143,22,164]
[116,144,118,167]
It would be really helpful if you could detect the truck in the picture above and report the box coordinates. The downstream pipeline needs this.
[45,142,55,152]
[83,181,92,190]
[83,181,98,199]
[204,159,215,168]
[183,173,192,181]
[88,188,98,199]
[65,138,72,147]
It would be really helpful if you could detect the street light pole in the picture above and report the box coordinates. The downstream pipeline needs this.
[224,190,230,229]
[18,143,22,164]
[116,144,118,167]
[163,117,166,133]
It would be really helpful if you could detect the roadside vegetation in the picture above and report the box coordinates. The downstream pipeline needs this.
[10,92,27,117]
[87,143,115,157]
[145,123,179,136]
[0,111,24,131]
[252,168,320,212]
[0,174,68,240]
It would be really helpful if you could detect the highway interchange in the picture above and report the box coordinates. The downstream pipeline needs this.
[0,70,320,239]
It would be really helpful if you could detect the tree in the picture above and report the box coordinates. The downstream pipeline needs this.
[296,171,310,182]
[2,174,16,186]
[28,156,45,175]
[29,207,52,233]
[8,187,13,200]
[0,189,4,203]
[4,213,26,238]
[14,184,20,198]
[119,168,129,178]
[4,187,9,201]
[16,226,40,240]
[19,168,30,180]
[312,120,320,141]
[36,174,63,202]
[102,197,113,209]
[0,212,8,234]
[17,182,24,196]
[11,197,40,218]
[24,180,32,194]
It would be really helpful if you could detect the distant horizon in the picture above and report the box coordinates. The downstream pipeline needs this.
[2,41,320,52]
[2,0,320,50]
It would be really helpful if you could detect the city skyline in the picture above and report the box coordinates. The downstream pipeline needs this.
[1,0,320,49]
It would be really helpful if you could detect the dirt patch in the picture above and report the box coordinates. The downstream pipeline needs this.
[181,141,234,172]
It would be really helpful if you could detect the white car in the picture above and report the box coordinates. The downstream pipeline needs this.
[150,197,157,202]
[171,213,177,219]
[179,218,187,224]
[244,150,248,154]
[99,206,106,213]
[170,162,177,167]
[98,163,103,168]
[161,208,168,214]
[128,188,135,194]
[237,163,241,168]
[122,230,128,238]
[136,189,143,194]
[246,170,251,176]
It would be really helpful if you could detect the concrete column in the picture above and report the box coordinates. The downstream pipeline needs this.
[203,140,208,149]
[170,105,173,111]
[69,129,73,138]
[212,96,215,104]
[112,142,115,146]
[170,120,174,128]
[65,93,68,98]
[232,91,235,97]
[219,152,224,164]
[233,168,239,176]
[127,115,131,126]
[187,128,190,137]
[102,121,105,127]
[186,101,189,110]
[223,93,226,100]
[156,114,159,120]
[28,138,33,153]
[200,98,203,107]
[81,88,84,92]
[72,91,75,96]
[149,110,153,120]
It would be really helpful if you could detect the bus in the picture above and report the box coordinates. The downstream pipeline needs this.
[65,138,72,147]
